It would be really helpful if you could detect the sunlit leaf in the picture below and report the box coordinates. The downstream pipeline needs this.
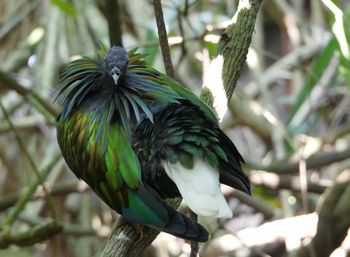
[287,37,337,124]
[50,0,76,16]
[142,28,159,65]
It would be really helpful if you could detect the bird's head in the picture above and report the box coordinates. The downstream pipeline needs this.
[105,46,129,85]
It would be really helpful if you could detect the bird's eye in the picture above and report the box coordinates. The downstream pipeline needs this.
[111,67,120,75]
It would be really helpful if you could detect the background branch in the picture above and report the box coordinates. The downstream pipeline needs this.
[98,0,123,46]
[153,0,175,78]
[294,182,350,257]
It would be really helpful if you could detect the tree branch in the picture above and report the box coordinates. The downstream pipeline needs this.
[293,182,350,257]
[200,0,263,120]
[0,180,88,212]
[247,146,350,174]
[0,154,61,229]
[153,0,175,78]
[98,0,123,46]
[0,220,62,249]
[0,71,57,119]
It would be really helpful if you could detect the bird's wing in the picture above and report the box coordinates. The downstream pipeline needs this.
[135,100,250,218]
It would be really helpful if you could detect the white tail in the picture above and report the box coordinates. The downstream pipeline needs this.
[162,158,232,218]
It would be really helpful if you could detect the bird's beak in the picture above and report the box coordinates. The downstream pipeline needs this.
[111,67,121,85]
[112,73,120,85]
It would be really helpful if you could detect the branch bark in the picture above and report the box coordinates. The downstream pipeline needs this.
[100,0,263,256]
[0,71,57,118]
[98,0,123,46]
[293,182,350,257]
[200,0,263,120]
[247,146,350,174]
[153,0,175,78]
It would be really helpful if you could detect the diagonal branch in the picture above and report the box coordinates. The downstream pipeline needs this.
[293,181,350,257]
[201,0,262,120]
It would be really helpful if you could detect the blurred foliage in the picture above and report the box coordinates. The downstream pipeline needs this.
[0,0,350,257]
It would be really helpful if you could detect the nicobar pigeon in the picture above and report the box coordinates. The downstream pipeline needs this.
[55,46,250,242]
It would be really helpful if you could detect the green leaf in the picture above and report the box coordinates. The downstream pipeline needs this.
[338,5,350,86]
[50,0,76,16]
[205,40,218,58]
[143,28,159,65]
[287,37,337,124]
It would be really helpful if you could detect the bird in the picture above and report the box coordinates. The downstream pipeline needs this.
[55,45,250,242]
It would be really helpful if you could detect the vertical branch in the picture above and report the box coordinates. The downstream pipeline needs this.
[201,0,263,120]
[98,0,123,46]
[218,0,263,100]
[152,0,175,78]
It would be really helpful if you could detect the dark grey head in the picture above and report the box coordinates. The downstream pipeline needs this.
[105,46,129,85]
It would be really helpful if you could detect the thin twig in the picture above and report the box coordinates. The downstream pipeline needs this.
[0,101,57,222]
[0,219,62,248]
[0,180,88,211]
[0,0,42,40]
[247,146,350,174]
[153,0,175,78]
[0,71,57,118]
[0,152,61,228]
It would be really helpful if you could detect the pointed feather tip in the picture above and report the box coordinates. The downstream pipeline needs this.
[162,204,209,242]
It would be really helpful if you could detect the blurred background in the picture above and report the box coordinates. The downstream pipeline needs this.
[1,0,350,256]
